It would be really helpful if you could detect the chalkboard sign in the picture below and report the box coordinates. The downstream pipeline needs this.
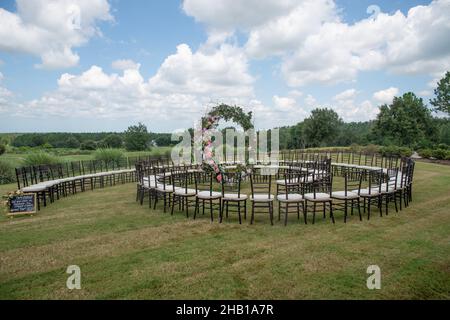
[8,193,36,216]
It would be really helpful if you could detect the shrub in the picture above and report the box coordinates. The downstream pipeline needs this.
[23,152,59,166]
[94,148,125,166]
[31,135,46,147]
[66,137,80,149]
[41,142,53,149]
[379,145,412,157]
[96,140,108,149]
[414,138,433,150]
[362,144,380,154]
[0,144,5,156]
[80,140,97,150]
[104,134,123,148]
[349,143,361,153]
[437,143,448,150]
[431,149,448,160]
[0,160,15,184]
[419,149,432,159]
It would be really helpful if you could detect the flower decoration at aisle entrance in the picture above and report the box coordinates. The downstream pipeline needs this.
[200,104,254,182]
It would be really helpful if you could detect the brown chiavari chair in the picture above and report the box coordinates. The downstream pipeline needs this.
[304,159,334,224]
[277,170,307,225]
[379,167,399,215]
[171,168,197,217]
[194,171,222,222]
[249,171,274,225]
[332,169,363,222]
[153,167,174,213]
[220,171,247,224]
[358,169,383,220]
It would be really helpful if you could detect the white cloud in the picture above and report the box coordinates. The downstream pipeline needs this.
[334,99,379,122]
[332,89,379,121]
[246,0,338,58]
[18,64,200,122]
[112,59,140,70]
[0,0,113,69]
[288,90,303,98]
[7,41,257,129]
[273,95,296,110]
[304,94,317,107]
[373,87,399,104]
[333,89,357,101]
[148,43,254,98]
[0,84,13,112]
[182,0,298,31]
[185,0,450,86]
[281,0,450,86]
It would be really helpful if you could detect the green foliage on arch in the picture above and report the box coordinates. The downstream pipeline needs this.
[202,104,253,131]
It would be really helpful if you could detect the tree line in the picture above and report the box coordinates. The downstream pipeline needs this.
[10,128,174,151]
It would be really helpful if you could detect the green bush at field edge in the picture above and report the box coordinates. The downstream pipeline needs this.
[0,160,16,184]
[23,152,60,166]
[94,148,125,166]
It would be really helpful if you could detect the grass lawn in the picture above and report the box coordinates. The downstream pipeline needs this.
[0,161,449,299]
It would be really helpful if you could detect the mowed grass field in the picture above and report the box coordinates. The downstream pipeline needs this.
[0,161,449,299]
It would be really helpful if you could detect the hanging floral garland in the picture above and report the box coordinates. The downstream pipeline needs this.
[201,104,254,182]
[201,114,224,182]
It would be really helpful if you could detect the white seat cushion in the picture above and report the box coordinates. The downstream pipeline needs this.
[250,194,274,202]
[223,193,248,201]
[304,192,331,201]
[277,193,303,202]
[22,185,47,192]
[37,180,60,187]
[197,191,222,199]
[331,191,359,199]
[93,172,109,177]
[175,188,197,196]
[156,185,176,192]
[358,189,380,196]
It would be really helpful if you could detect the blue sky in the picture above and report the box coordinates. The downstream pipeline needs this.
[0,0,448,132]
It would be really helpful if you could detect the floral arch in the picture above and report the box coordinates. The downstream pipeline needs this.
[201,104,253,182]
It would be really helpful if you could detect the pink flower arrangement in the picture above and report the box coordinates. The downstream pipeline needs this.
[202,112,224,183]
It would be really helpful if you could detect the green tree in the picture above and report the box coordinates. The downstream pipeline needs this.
[153,134,172,147]
[288,122,305,149]
[430,71,450,115]
[372,92,437,147]
[104,134,123,148]
[302,108,343,147]
[31,135,46,147]
[124,123,149,151]
[80,140,97,150]
[0,144,5,156]
[66,136,80,149]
